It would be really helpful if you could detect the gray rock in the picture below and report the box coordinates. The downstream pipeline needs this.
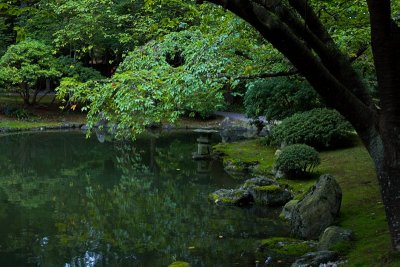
[241,177,293,206]
[289,174,342,239]
[223,160,259,175]
[220,117,256,131]
[209,189,254,206]
[318,226,353,251]
[240,177,278,189]
[280,199,299,220]
[250,185,293,206]
[291,251,338,267]
[219,117,258,142]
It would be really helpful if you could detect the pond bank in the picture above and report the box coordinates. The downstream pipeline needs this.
[213,138,400,266]
[0,112,227,133]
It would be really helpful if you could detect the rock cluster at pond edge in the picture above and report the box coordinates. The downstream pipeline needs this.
[210,177,293,207]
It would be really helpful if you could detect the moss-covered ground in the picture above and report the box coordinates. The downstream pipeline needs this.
[213,139,400,266]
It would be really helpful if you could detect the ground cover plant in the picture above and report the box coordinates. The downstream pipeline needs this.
[213,138,400,266]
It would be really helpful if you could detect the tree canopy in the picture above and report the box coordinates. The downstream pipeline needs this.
[1,0,400,254]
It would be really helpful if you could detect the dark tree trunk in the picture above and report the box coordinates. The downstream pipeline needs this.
[378,159,400,251]
[203,0,400,251]
[367,0,400,251]
[21,83,31,107]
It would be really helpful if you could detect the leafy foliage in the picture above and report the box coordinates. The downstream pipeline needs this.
[275,144,320,178]
[271,108,354,148]
[244,77,323,120]
[57,56,103,82]
[0,39,60,104]
[57,14,289,136]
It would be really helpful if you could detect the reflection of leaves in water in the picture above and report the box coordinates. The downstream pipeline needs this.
[155,139,195,179]
[0,132,287,266]
[0,168,60,208]
[114,141,150,178]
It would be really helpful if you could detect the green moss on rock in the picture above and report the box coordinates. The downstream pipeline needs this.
[168,261,189,267]
[209,189,254,206]
[254,185,281,192]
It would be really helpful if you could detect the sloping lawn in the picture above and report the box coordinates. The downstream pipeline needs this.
[214,139,400,266]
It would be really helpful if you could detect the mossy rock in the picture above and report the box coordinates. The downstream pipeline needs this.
[250,185,293,206]
[168,261,190,267]
[209,188,254,206]
[254,185,281,192]
[290,174,342,239]
[318,226,353,253]
[280,199,299,220]
[241,177,278,189]
[224,160,259,175]
[258,237,317,256]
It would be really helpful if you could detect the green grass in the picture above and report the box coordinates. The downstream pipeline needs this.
[214,138,400,266]
[214,139,276,175]
[0,119,62,129]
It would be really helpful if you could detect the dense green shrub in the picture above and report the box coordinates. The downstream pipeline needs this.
[0,39,61,105]
[244,77,323,120]
[57,56,104,82]
[271,108,354,148]
[275,144,320,178]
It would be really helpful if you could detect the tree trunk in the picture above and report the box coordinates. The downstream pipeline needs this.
[378,161,400,251]
[203,0,400,251]
[21,83,31,107]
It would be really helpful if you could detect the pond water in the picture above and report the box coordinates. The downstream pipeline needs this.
[0,131,289,267]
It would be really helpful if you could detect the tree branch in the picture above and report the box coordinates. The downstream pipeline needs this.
[205,0,375,133]
[350,44,370,63]
[276,2,373,108]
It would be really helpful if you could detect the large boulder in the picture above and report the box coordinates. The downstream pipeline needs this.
[318,226,353,252]
[291,251,338,267]
[209,189,254,206]
[289,174,342,239]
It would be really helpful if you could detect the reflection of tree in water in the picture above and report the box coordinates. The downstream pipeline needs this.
[0,132,288,266]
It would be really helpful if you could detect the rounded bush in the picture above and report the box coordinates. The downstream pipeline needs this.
[271,108,353,148]
[275,144,320,178]
[244,77,323,120]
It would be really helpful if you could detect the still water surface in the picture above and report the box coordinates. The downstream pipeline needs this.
[0,131,288,266]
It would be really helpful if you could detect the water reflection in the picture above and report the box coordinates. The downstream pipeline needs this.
[0,131,288,266]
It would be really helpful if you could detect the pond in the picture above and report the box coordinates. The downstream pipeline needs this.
[0,131,288,267]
